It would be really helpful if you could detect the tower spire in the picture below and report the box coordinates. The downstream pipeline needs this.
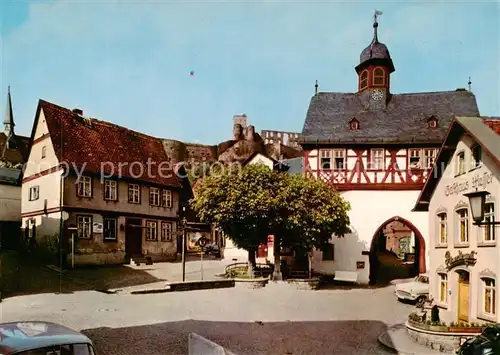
[3,85,15,134]
[468,76,472,92]
[314,80,319,95]
[372,10,383,43]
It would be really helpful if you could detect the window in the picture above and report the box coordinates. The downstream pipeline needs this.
[438,213,447,244]
[103,218,117,241]
[322,243,334,261]
[428,119,437,128]
[370,148,384,170]
[16,343,95,355]
[409,149,422,169]
[333,149,345,169]
[456,151,465,175]
[150,187,160,206]
[162,189,172,208]
[161,222,173,241]
[77,215,92,239]
[471,145,482,170]
[483,278,496,315]
[349,119,359,130]
[320,150,331,170]
[146,221,158,241]
[373,67,385,86]
[76,176,92,197]
[439,273,448,303]
[359,70,368,90]
[456,208,469,243]
[104,180,117,201]
[483,203,495,242]
[128,184,140,203]
[29,186,40,201]
[423,149,437,169]
[41,146,47,159]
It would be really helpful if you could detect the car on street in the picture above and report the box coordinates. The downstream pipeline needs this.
[394,273,429,305]
[0,321,96,354]
[456,323,500,355]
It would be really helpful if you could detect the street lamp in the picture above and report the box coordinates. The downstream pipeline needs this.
[464,190,500,226]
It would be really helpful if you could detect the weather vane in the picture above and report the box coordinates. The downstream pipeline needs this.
[374,10,383,24]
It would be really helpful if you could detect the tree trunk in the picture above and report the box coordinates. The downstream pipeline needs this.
[272,235,282,281]
[247,248,256,278]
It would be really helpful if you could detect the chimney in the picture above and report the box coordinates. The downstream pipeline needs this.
[72,108,83,115]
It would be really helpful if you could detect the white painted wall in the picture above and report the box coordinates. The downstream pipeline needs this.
[0,184,21,221]
[428,135,500,323]
[311,190,429,284]
[246,153,274,169]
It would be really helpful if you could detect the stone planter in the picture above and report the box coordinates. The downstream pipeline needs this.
[234,278,268,289]
[286,277,321,290]
[408,320,448,332]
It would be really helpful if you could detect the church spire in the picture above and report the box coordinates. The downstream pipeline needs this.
[3,86,15,134]
[372,10,383,44]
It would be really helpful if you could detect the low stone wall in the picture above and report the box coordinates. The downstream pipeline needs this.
[286,278,321,290]
[168,279,235,292]
[234,278,268,289]
[406,321,480,352]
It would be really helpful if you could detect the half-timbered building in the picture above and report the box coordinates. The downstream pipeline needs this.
[299,15,481,284]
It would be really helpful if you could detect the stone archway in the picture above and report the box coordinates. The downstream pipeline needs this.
[369,216,426,284]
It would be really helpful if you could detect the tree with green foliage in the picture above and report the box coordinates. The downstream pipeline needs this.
[191,163,351,279]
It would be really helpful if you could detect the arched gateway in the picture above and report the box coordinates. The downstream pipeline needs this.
[369,216,426,285]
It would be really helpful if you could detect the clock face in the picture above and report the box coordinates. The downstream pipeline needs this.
[372,89,384,101]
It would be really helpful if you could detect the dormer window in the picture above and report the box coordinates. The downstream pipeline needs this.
[359,70,368,90]
[349,118,360,130]
[427,116,438,128]
[373,67,385,86]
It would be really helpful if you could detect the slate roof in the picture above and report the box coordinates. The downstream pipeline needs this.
[0,167,22,185]
[300,89,480,144]
[413,116,500,211]
[36,100,180,187]
[281,157,303,175]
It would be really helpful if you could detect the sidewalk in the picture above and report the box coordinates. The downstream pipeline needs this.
[378,324,454,355]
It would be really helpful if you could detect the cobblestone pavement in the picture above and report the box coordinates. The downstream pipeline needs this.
[1,284,417,354]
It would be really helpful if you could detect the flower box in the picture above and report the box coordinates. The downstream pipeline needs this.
[447,327,482,334]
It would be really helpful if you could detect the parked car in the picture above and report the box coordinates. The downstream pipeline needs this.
[457,324,500,355]
[394,273,429,305]
[0,321,96,354]
[203,242,221,258]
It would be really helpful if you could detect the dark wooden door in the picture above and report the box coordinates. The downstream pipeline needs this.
[125,218,143,258]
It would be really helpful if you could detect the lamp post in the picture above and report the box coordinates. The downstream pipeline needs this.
[464,190,500,226]
[181,213,187,282]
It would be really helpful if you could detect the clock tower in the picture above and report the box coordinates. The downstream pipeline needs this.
[354,11,394,102]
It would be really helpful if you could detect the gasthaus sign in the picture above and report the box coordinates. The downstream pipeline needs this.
[445,172,494,197]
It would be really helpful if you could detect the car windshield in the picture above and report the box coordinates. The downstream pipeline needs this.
[482,327,500,341]
[416,276,429,283]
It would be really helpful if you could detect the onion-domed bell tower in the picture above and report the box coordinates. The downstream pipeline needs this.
[355,11,395,104]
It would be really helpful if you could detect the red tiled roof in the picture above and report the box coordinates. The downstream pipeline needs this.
[39,100,180,187]
[481,118,500,135]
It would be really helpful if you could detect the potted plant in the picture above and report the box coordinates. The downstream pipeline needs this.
[448,321,483,333]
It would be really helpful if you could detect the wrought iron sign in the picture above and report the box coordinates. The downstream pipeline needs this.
[444,250,477,270]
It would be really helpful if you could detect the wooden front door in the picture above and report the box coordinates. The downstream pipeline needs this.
[458,272,470,323]
[125,218,143,259]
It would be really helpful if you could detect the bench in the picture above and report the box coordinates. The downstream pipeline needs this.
[334,271,358,283]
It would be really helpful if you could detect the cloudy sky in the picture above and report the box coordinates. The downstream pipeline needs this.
[1,0,499,144]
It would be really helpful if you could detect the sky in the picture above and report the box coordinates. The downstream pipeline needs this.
[1,0,499,144]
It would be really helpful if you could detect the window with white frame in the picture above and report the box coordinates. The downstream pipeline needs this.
[128,184,140,204]
[483,203,495,242]
[76,176,92,197]
[103,218,117,240]
[77,215,92,239]
[162,190,172,208]
[408,149,421,169]
[161,222,173,241]
[471,144,482,170]
[370,148,384,170]
[423,149,437,169]
[104,180,117,201]
[456,208,469,243]
[456,151,465,175]
[146,221,158,241]
[150,187,160,206]
[29,186,40,201]
[438,213,447,244]
[333,149,345,169]
[320,150,331,170]
[483,278,496,316]
[439,273,448,303]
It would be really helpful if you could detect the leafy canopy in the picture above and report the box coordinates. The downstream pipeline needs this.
[190,163,351,252]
